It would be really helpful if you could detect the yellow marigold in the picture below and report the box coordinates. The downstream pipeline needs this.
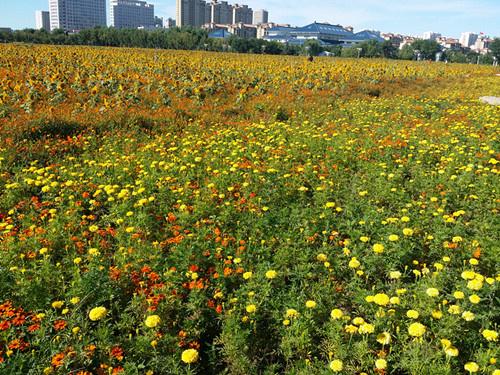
[145,315,161,328]
[88,306,107,321]
[243,271,253,280]
[375,358,387,370]
[70,297,80,305]
[462,311,475,321]
[448,305,461,315]
[467,279,483,291]
[345,324,358,334]
[454,291,465,299]
[246,304,257,313]
[265,270,277,279]
[181,349,199,364]
[352,317,365,326]
[330,309,343,320]
[317,253,328,262]
[348,257,360,268]
[373,293,390,306]
[329,359,343,372]
[305,300,317,309]
[286,309,299,318]
[426,288,439,297]
[390,296,400,304]
[408,322,426,337]
[388,235,399,242]
[376,332,391,345]
[482,329,498,342]
[432,310,443,319]
[52,301,64,309]
[389,271,401,279]
[403,228,414,236]
[445,347,459,357]
[461,270,476,280]
[464,362,479,373]
[373,243,385,254]
[89,225,98,232]
[359,323,375,334]
[406,310,419,319]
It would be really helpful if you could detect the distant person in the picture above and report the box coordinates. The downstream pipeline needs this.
[308,56,314,62]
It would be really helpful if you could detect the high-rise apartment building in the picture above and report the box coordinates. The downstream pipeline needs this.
[232,4,252,24]
[110,0,155,29]
[460,32,478,48]
[49,0,106,31]
[35,10,51,31]
[253,9,268,25]
[176,0,210,27]
[422,31,440,40]
[211,1,232,24]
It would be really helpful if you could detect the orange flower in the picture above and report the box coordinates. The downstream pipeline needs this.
[51,353,65,367]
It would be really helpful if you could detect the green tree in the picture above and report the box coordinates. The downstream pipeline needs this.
[302,39,322,57]
[490,38,500,59]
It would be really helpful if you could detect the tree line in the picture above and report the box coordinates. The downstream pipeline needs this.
[1,27,499,64]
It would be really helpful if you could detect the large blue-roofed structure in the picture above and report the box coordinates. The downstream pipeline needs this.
[264,22,383,46]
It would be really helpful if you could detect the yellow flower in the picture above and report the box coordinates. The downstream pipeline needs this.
[345,324,358,334]
[376,332,391,345]
[406,310,419,319]
[373,293,390,306]
[467,279,483,291]
[317,253,328,262]
[448,305,461,315]
[145,315,161,328]
[242,271,252,280]
[359,323,375,334]
[454,291,465,299]
[352,317,365,326]
[265,270,277,279]
[330,309,343,320]
[408,322,426,337]
[73,257,82,264]
[403,228,414,236]
[390,296,400,304]
[283,319,290,326]
[445,347,459,357]
[286,308,299,318]
[426,288,439,297]
[329,359,343,372]
[181,349,199,364]
[305,300,317,309]
[52,301,64,309]
[325,202,335,208]
[373,243,384,254]
[432,310,443,319]
[482,329,498,342]
[388,234,399,241]
[246,304,257,313]
[375,358,387,369]
[462,311,475,321]
[469,294,481,304]
[348,257,360,268]
[88,306,107,321]
[461,270,476,280]
[389,271,401,279]
[440,339,452,348]
[72,326,80,334]
[89,225,98,232]
[464,362,479,373]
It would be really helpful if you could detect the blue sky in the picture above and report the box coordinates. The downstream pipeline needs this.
[1,0,499,38]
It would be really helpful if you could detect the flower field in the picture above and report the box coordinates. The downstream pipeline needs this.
[0,44,499,374]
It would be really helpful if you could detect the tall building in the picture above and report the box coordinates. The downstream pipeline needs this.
[422,31,440,40]
[253,9,268,25]
[110,0,155,29]
[232,4,252,24]
[211,1,232,24]
[164,17,176,28]
[176,0,210,27]
[459,32,478,48]
[35,10,51,31]
[49,0,106,31]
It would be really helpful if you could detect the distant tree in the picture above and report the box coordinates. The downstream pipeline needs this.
[490,38,500,60]
[303,39,322,57]
[381,40,398,59]
[398,44,414,60]
[358,40,383,58]
[410,40,441,60]
[341,47,360,58]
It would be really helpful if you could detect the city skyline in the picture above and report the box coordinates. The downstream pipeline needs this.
[1,0,499,38]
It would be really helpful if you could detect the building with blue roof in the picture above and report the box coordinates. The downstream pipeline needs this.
[264,22,384,46]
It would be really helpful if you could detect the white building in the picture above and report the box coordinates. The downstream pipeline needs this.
[110,0,155,29]
[253,9,268,25]
[49,0,106,31]
[459,32,478,48]
[422,31,441,40]
[164,18,176,28]
[35,10,51,31]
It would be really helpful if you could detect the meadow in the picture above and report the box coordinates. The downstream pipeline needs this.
[0,44,499,374]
